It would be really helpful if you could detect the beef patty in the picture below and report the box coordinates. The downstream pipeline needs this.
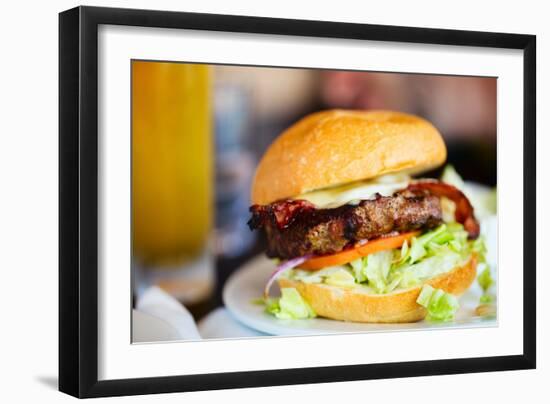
[248,191,443,260]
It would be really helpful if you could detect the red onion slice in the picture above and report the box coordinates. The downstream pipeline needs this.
[263,255,313,299]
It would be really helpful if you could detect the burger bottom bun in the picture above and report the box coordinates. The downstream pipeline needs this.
[277,256,477,323]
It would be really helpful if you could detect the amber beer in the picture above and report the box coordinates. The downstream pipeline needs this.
[132,61,213,302]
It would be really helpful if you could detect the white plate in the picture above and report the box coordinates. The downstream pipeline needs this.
[223,250,497,336]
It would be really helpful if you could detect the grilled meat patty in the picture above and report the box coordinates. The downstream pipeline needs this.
[248,190,443,260]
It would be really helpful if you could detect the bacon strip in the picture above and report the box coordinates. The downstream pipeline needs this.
[248,199,316,230]
[406,180,480,239]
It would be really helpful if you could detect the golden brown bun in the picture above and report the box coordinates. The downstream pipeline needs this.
[251,110,447,205]
[277,256,476,323]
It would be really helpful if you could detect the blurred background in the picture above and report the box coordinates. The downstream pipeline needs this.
[132,61,496,321]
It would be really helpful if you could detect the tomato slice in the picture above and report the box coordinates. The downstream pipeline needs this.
[298,231,421,270]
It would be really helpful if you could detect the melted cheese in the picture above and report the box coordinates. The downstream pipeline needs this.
[295,173,410,208]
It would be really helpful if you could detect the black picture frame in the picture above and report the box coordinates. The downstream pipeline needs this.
[59,5,536,398]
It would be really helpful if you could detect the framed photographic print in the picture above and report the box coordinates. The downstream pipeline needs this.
[59,5,536,398]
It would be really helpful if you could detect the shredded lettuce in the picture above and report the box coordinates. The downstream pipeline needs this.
[363,250,393,293]
[346,224,472,293]
[350,258,367,283]
[477,263,495,305]
[323,268,356,287]
[285,222,484,296]
[472,237,488,263]
[264,288,316,319]
[408,236,427,264]
[479,294,494,304]
[263,297,281,313]
[416,284,459,322]
[290,266,356,288]
[477,265,494,291]
[390,223,472,290]
[397,251,463,289]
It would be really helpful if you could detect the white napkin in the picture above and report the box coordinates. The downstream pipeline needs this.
[134,286,202,341]
[133,286,264,342]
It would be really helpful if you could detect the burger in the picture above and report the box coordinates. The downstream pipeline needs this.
[248,110,485,323]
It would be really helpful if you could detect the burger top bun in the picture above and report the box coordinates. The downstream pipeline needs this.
[251,110,447,205]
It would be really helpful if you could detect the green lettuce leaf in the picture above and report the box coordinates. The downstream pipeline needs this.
[265,288,316,319]
[350,258,367,283]
[397,249,463,289]
[472,237,488,263]
[323,268,356,287]
[363,250,393,293]
[479,294,494,304]
[290,266,352,285]
[416,284,459,322]
[408,236,427,264]
[477,263,495,305]
[477,265,494,291]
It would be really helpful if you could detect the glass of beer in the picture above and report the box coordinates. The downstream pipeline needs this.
[132,61,214,307]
